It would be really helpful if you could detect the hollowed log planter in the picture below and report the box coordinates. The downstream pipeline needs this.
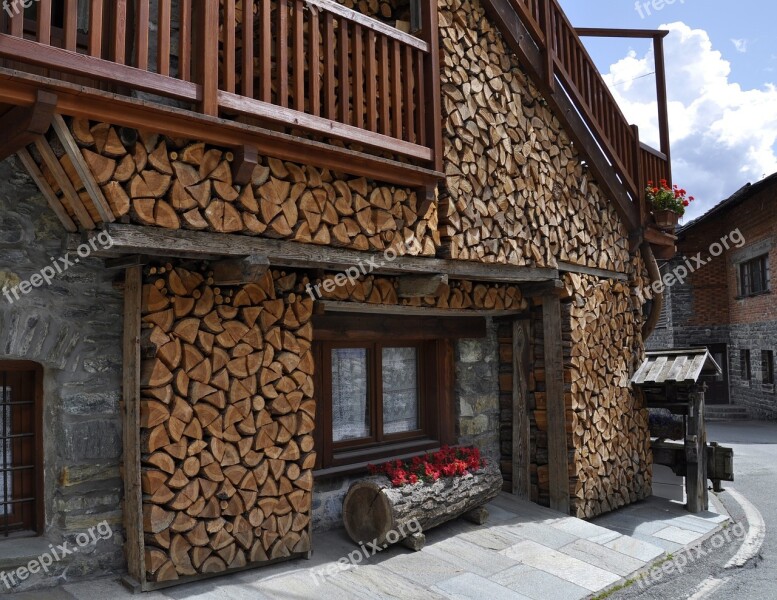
[342,465,502,548]
[653,209,681,231]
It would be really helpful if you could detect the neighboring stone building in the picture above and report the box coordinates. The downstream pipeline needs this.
[648,173,777,419]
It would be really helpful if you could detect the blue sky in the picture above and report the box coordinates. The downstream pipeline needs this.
[556,0,777,220]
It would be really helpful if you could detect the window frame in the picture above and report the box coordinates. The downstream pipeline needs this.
[0,361,44,538]
[740,349,752,382]
[739,254,770,298]
[762,350,775,386]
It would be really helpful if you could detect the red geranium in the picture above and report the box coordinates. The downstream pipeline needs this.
[368,446,486,488]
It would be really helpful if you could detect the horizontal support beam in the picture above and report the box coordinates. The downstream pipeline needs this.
[316,300,523,318]
[576,28,670,39]
[644,226,678,247]
[67,225,558,284]
[0,69,442,188]
[557,261,629,282]
[312,312,488,340]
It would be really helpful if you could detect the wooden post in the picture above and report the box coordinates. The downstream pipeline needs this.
[197,0,220,116]
[653,33,671,182]
[512,320,531,499]
[632,124,646,226]
[540,0,555,92]
[542,293,570,514]
[419,0,442,171]
[122,265,145,585]
[686,386,708,513]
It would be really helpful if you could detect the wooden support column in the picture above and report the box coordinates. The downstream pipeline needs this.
[122,265,145,586]
[0,90,57,162]
[686,386,708,513]
[512,319,531,499]
[542,293,570,514]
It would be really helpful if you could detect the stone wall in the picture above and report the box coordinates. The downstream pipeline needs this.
[0,158,125,591]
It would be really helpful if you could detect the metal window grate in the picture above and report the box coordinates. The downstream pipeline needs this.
[0,367,39,536]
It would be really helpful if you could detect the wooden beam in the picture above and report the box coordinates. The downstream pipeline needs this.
[68,225,558,284]
[512,319,531,499]
[480,0,640,233]
[575,28,670,39]
[209,254,270,285]
[104,255,154,270]
[312,312,487,340]
[397,274,448,298]
[557,262,629,282]
[542,294,570,514]
[121,265,146,585]
[16,148,77,233]
[520,279,565,299]
[316,300,523,318]
[51,113,115,223]
[230,145,258,186]
[0,89,57,161]
[643,226,677,247]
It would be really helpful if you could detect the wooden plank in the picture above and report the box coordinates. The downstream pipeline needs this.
[0,89,57,162]
[318,300,522,318]
[241,0,253,96]
[365,30,377,132]
[313,313,487,340]
[135,0,150,70]
[34,137,96,229]
[72,224,559,283]
[307,0,428,51]
[218,91,433,162]
[512,319,531,499]
[557,261,628,282]
[323,13,336,120]
[88,0,104,58]
[686,389,708,513]
[179,0,192,81]
[542,294,570,514]
[16,149,77,233]
[157,0,172,76]
[260,0,272,102]
[122,265,146,585]
[378,36,390,135]
[293,0,305,112]
[338,18,349,124]
[112,0,128,65]
[37,0,52,45]
[277,0,289,107]
[222,0,236,92]
[309,7,321,116]
[414,48,425,146]
[51,114,116,223]
[352,24,364,129]
[403,45,414,143]
[9,2,23,37]
[391,39,402,139]
[64,0,78,51]
[419,0,442,171]
[198,0,220,115]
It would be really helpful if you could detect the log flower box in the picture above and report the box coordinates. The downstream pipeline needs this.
[342,447,503,550]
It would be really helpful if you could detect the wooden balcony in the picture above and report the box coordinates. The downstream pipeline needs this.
[0,0,442,186]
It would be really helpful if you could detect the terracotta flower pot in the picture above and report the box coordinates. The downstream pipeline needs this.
[653,209,680,231]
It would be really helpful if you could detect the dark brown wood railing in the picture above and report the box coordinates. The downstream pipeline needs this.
[511,0,671,219]
[0,0,440,167]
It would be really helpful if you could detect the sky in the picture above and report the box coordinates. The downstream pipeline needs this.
[556,0,777,221]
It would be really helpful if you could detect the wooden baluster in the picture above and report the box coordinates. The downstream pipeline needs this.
[277,0,289,108]
[158,0,172,75]
[293,0,304,112]
[64,0,78,51]
[179,0,192,81]
[391,40,402,139]
[632,124,646,224]
[242,0,254,97]
[414,49,425,146]
[260,0,271,102]
[403,45,414,143]
[112,0,127,64]
[88,0,104,58]
[309,7,320,116]
[223,0,236,92]
[198,0,220,115]
[37,0,52,45]
[136,0,150,70]
[9,2,24,37]
[352,24,364,129]
[323,13,335,120]
[541,0,554,91]
[338,18,349,124]
[378,36,390,135]
[365,29,377,132]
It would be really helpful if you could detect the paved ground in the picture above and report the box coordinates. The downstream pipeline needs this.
[15,492,729,600]
[603,420,775,600]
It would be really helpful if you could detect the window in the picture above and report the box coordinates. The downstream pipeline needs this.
[739,255,770,297]
[0,362,43,537]
[740,350,751,381]
[763,351,775,386]
[313,314,469,473]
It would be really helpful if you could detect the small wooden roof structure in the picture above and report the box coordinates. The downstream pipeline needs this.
[632,348,722,387]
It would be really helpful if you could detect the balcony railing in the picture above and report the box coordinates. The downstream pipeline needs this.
[511,0,672,220]
[0,0,441,169]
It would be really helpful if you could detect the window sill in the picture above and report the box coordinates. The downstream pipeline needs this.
[0,534,49,570]
[736,290,772,300]
[316,439,442,479]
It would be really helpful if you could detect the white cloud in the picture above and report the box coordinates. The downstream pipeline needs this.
[731,38,748,53]
[600,23,777,220]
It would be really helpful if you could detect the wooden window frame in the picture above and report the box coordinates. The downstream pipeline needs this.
[739,255,770,298]
[312,314,472,477]
[0,361,44,538]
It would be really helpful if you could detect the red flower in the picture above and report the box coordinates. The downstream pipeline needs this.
[683,200,690,207]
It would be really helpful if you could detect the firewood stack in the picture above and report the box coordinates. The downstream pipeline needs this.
[436,0,630,270]
[139,266,315,582]
[46,118,438,255]
[561,273,652,518]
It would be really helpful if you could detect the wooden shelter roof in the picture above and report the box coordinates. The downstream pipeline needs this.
[632,349,721,386]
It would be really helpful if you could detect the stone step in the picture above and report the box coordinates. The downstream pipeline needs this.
[704,406,750,421]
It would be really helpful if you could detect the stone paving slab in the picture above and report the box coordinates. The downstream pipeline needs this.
[431,572,531,600]
[560,539,649,577]
[489,564,590,600]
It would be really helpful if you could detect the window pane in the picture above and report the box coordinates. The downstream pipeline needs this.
[382,347,419,435]
[331,348,370,442]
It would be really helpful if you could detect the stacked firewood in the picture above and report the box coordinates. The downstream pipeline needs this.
[140,266,314,582]
[561,273,652,518]
[57,118,437,254]
[436,0,630,271]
